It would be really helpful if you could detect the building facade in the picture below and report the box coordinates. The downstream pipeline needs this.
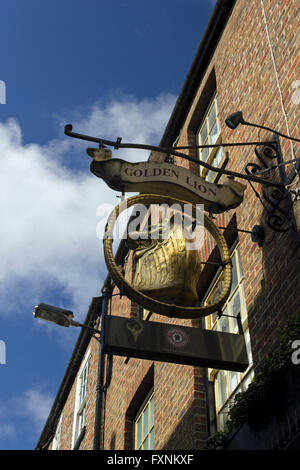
[36,0,300,451]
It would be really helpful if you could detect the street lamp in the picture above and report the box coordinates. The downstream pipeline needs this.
[33,303,101,337]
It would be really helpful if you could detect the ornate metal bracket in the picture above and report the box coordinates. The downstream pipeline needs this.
[244,135,300,248]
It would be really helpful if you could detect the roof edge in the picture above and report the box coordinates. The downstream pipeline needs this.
[159,0,236,147]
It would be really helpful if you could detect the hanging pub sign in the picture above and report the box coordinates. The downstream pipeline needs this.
[61,125,250,371]
[102,315,249,372]
[87,147,246,319]
[88,148,246,213]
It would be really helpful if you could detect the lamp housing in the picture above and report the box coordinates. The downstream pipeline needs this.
[225,111,245,129]
[33,303,74,327]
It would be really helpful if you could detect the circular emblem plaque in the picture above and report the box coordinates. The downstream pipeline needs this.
[166,328,189,348]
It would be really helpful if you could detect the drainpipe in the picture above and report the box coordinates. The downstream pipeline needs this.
[93,284,112,450]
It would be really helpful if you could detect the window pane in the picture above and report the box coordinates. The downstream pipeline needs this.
[136,417,142,449]
[206,170,215,182]
[231,290,241,316]
[244,329,253,365]
[76,405,86,439]
[150,396,154,428]
[143,437,149,450]
[216,114,221,134]
[149,429,154,450]
[143,404,149,438]
[210,121,219,145]
[215,146,223,165]
[197,95,222,179]
[205,147,223,183]
[209,276,224,304]
[237,249,243,279]
[208,102,216,130]
[218,403,229,431]
[219,308,230,333]
[230,291,241,333]
[229,371,240,394]
[79,363,88,404]
[211,312,218,324]
[134,393,154,450]
[200,121,208,143]
[217,370,228,410]
[231,253,238,294]
[240,283,247,321]
[201,147,209,162]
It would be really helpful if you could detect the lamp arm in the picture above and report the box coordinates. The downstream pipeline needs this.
[71,319,101,337]
[243,120,300,144]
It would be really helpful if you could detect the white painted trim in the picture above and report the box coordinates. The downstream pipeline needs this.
[52,414,63,450]
[71,347,91,449]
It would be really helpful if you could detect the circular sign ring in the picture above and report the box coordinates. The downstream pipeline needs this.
[103,194,232,319]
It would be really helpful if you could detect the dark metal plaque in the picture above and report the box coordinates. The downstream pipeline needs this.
[102,315,249,372]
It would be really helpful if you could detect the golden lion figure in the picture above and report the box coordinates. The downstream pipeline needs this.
[126,218,202,306]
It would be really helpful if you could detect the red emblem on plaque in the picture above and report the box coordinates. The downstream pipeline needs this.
[166,328,189,348]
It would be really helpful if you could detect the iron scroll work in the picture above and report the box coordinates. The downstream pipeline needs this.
[245,135,299,243]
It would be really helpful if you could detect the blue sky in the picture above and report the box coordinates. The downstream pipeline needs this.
[0,0,215,450]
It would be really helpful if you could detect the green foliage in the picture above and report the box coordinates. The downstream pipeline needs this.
[204,431,229,450]
[204,316,300,450]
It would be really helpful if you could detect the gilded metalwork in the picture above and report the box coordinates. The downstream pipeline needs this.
[127,217,202,306]
[103,194,232,319]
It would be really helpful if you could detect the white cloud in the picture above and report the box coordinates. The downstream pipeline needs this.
[0,422,15,439]
[13,388,54,428]
[0,387,53,443]
[0,93,175,319]
[56,92,176,163]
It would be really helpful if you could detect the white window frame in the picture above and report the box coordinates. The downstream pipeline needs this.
[72,348,90,448]
[134,391,154,450]
[52,414,62,450]
[204,244,254,431]
[197,93,227,183]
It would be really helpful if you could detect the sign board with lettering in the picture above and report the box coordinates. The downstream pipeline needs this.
[102,315,249,372]
[89,153,246,213]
